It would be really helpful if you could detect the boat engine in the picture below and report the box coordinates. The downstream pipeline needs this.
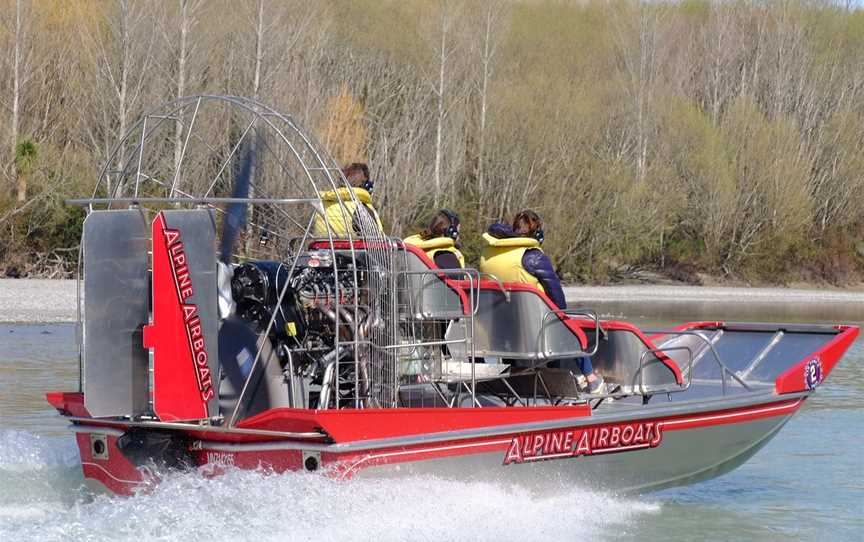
[230,260,306,343]
[227,249,367,408]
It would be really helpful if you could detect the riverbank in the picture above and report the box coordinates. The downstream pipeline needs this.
[0,279,79,324]
[1,279,862,324]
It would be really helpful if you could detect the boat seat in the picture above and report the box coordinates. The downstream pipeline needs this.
[570,319,684,390]
[398,243,470,319]
[444,279,682,390]
[449,280,589,361]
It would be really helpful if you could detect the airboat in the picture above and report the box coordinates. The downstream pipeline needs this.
[47,96,859,495]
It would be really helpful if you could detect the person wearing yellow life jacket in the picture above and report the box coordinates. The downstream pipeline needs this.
[312,163,383,238]
[403,209,465,269]
[479,210,607,395]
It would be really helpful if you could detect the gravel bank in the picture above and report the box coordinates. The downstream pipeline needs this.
[0,279,78,323]
[1,279,861,324]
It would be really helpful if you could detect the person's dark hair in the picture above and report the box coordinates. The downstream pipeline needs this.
[513,210,542,237]
[342,162,370,188]
[421,209,460,240]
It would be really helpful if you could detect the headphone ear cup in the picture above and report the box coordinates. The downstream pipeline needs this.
[362,180,374,193]
[439,209,459,239]
[535,229,545,244]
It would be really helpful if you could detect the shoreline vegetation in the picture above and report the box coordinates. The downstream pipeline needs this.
[1,1,863,286]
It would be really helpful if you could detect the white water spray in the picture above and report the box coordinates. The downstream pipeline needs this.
[0,429,659,542]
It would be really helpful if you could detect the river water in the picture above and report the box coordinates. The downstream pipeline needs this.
[0,315,861,541]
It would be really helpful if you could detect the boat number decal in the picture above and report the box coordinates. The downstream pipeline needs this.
[163,226,215,403]
[503,422,663,465]
[804,357,823,390]
[205,451,235,467]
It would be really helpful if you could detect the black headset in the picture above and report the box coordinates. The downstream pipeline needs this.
[534,227,545,244]
[439,208,460,240]
[362,178,374,193]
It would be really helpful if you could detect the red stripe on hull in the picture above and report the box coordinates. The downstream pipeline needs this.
[195,397,805,480]
[328,398,803,476]
[237,404,592,443]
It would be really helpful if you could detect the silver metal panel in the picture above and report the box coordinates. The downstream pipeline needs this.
[399,251,465,319]
[590,330,679,389]
[162,209,220,416]
[83,209,150,417]
[472,290,583,359]
[353,414,792,493]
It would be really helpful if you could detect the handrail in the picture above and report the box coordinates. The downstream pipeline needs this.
[538,308,600,360]
[635,346,693,396]
[477,272,510,302]
[643,329,753,393]
[466,271,510,304]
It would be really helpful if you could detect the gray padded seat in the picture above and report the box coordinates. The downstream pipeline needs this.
[398,247,467,320]
[467,288,586,361]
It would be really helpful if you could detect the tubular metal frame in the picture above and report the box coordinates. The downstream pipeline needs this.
[538,308,601,360]
[646,328,754,394]
[394,267,480,406]
[74,95,743,425]
[76,95,387,426]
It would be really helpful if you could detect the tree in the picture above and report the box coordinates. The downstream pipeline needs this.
[3,0,34,200]
[471,0,508,222]
[318,83,368,165]
[167,0,204,185]
[76,0,158,196]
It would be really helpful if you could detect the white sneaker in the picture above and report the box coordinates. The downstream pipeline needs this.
[575,374,588,391]
[584,376,607,396]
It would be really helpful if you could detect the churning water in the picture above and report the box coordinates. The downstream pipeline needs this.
[0,322,862,541]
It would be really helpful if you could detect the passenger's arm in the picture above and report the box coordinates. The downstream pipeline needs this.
[522,249,566,310]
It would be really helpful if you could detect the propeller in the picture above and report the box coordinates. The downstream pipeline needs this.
[219,138,256,264]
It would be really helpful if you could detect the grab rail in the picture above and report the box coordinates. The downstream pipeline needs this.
[477,272,510,303]
[643,329,752,394]
[634,346,693,396]
[538,308,601,359]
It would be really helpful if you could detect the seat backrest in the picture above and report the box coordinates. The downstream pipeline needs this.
[398,245,468,320]
[465,283,588,360]
[575,320,683,389]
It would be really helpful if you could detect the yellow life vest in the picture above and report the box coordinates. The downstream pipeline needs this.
[403,234,465,268]
[312,187,383,237]
[478,232,545,292]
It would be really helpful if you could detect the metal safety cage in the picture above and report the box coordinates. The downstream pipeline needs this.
[69,95,400,424]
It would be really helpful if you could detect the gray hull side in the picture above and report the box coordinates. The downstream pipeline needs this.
[353,414,793,493]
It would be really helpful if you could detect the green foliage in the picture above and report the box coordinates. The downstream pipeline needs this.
[15,139,38,172]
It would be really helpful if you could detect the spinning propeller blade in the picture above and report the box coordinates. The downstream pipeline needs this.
[219,140,256,264]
